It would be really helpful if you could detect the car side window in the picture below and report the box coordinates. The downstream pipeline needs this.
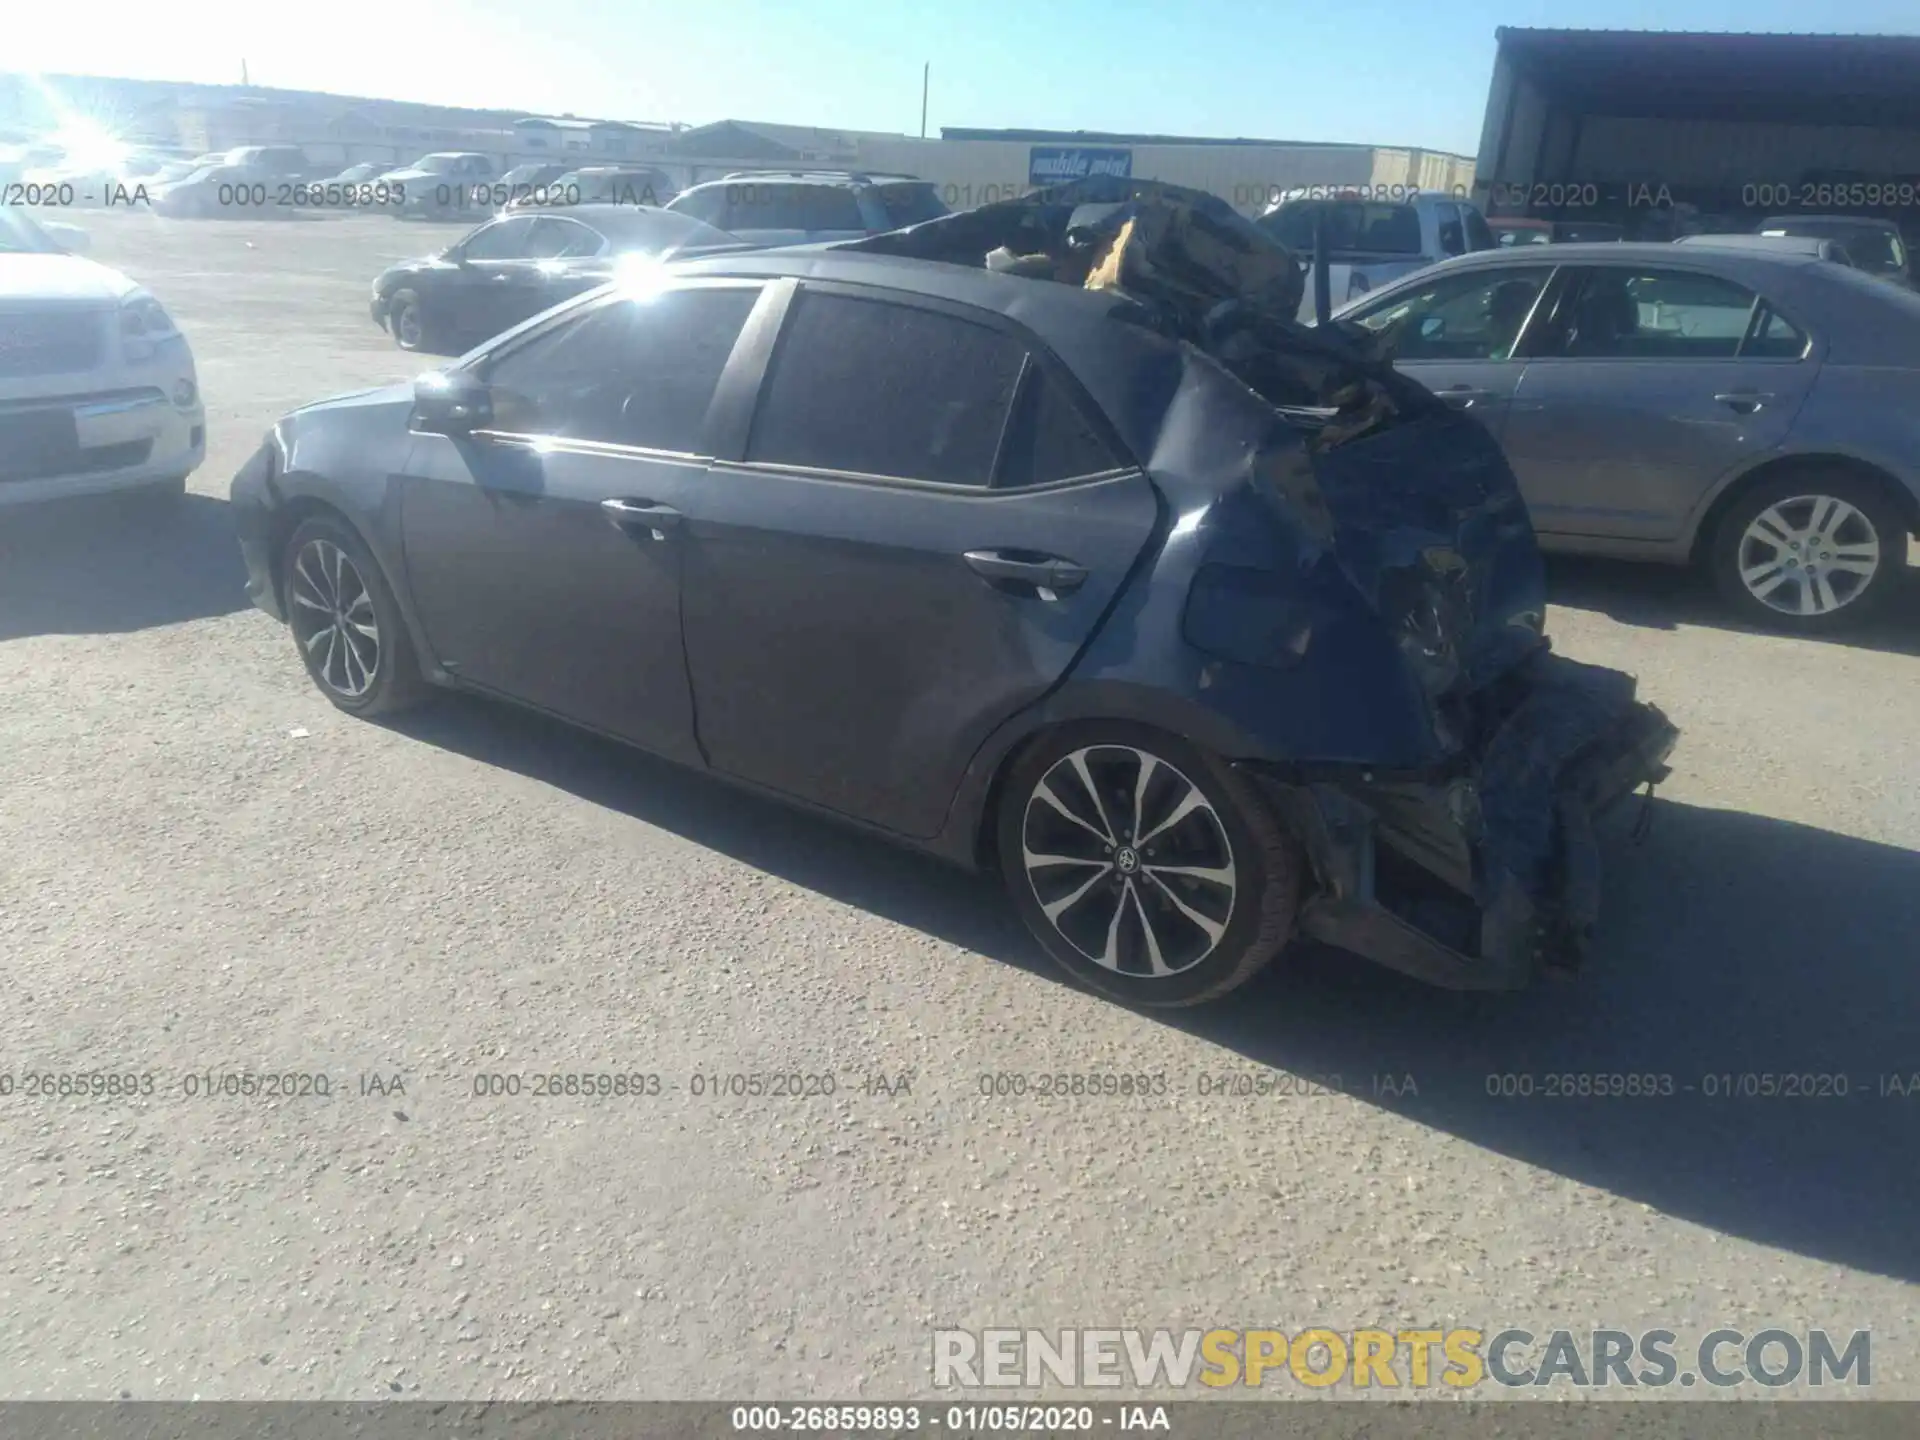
[524,217,602,259]
[995,363,1123,487]
[1349,266,1549,361]
[747,291,1026,486]
[481,287,761,452]
[1436,204,1467,258]
[1555,268,1759,359]
[461,217,536,261]
[1746,305,1808,360]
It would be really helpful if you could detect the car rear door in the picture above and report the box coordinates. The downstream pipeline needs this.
[676,282,1162,838]
[1342,260,1562,440]
[1501,262,1819,542]
[396,280,768,764]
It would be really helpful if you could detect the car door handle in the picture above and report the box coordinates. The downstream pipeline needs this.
[1438,385,1494,408]
[601,497,682,540]
[1714,391,1773,412]
[963,550,1088,599]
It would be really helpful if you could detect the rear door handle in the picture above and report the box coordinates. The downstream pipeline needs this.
[601,497,682,540]
[1438,385,1494,408]
[1715,391,1773,412]
[963,550,1088,600]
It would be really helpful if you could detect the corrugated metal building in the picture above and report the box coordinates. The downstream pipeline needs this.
[1474,29,1920,236]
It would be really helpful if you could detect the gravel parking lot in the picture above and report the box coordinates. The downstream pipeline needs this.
[2,207,1917,1400]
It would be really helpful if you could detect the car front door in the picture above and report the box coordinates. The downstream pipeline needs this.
[436,215,544,342]
[1344,261,1561,442]
[1501,264,1819,542]
[677,283,1162,838]
[396,281,767,763]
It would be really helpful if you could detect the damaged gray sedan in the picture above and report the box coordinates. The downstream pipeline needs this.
[232,178,1677,1006]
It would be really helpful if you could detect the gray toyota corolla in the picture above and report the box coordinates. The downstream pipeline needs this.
[230,180,1677,1007]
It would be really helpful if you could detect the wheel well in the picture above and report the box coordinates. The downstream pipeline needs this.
[973,727,1043,875]
[1689,454,1920,565]
[266,495,362,610]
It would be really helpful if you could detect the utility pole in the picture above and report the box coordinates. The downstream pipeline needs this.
[920,63,928,139]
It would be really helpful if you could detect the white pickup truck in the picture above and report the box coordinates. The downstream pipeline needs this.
[1256,189,1499,322]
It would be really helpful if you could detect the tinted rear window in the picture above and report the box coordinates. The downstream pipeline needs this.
[1261,201,1424,256]
[996,365,1121,487]
[748,292,1025,485]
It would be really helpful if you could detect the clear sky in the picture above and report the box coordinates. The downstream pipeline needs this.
[11,0,1920,157]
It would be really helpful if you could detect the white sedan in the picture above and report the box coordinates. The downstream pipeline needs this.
[0,208,205,506]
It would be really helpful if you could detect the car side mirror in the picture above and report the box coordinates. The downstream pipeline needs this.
[412,372,492,434]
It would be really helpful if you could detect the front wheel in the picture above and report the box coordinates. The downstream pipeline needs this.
[1709,471,1907,632]
[996,724,1304,1008]
[386,289,436,352]
[282,516,430,716]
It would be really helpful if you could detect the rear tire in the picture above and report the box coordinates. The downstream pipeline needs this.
[1709,470,1907,633]
[996,722,1304,1008]
[282,515,430,717]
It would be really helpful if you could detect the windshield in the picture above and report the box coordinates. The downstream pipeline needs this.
[1260,200,1424,255]
[0,206,61,253]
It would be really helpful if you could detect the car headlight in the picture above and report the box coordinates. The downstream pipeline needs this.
[119,293,180,360]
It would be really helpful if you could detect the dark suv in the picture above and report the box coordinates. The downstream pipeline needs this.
[666,170,947,245]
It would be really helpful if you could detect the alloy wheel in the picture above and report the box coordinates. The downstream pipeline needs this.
[1737,494,1881,617]
[394,302,422,349]
[1019,745,1237,978]
[288,538,381,698]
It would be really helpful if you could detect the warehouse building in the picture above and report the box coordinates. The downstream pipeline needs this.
[1473,28,1920,240]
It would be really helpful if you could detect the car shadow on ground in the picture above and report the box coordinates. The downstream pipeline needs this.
[1546,552,1920,657]
[395,693,1920,1285]
[0,492,249,640]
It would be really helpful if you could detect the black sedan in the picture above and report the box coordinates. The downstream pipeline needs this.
[234,180,1677,1007]
[368,204,747,353]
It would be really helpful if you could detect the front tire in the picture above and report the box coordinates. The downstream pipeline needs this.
[1709,470,1907,632]
[387,289,435,353]
[996,723,1304,1008]
[282,516,429,716]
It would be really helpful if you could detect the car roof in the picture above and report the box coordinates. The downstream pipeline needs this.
[1413,241,1823,271]
[1678,233,1834,256]
[1758,214,1899,233]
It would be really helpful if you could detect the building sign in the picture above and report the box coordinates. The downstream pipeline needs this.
[1028,146,1133,186]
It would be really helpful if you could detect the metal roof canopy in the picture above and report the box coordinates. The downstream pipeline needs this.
[1496,28,1920,127]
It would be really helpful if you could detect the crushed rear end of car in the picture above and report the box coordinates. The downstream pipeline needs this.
[848,179,1679,989]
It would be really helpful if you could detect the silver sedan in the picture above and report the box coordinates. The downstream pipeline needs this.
[1334,241,1920,632]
